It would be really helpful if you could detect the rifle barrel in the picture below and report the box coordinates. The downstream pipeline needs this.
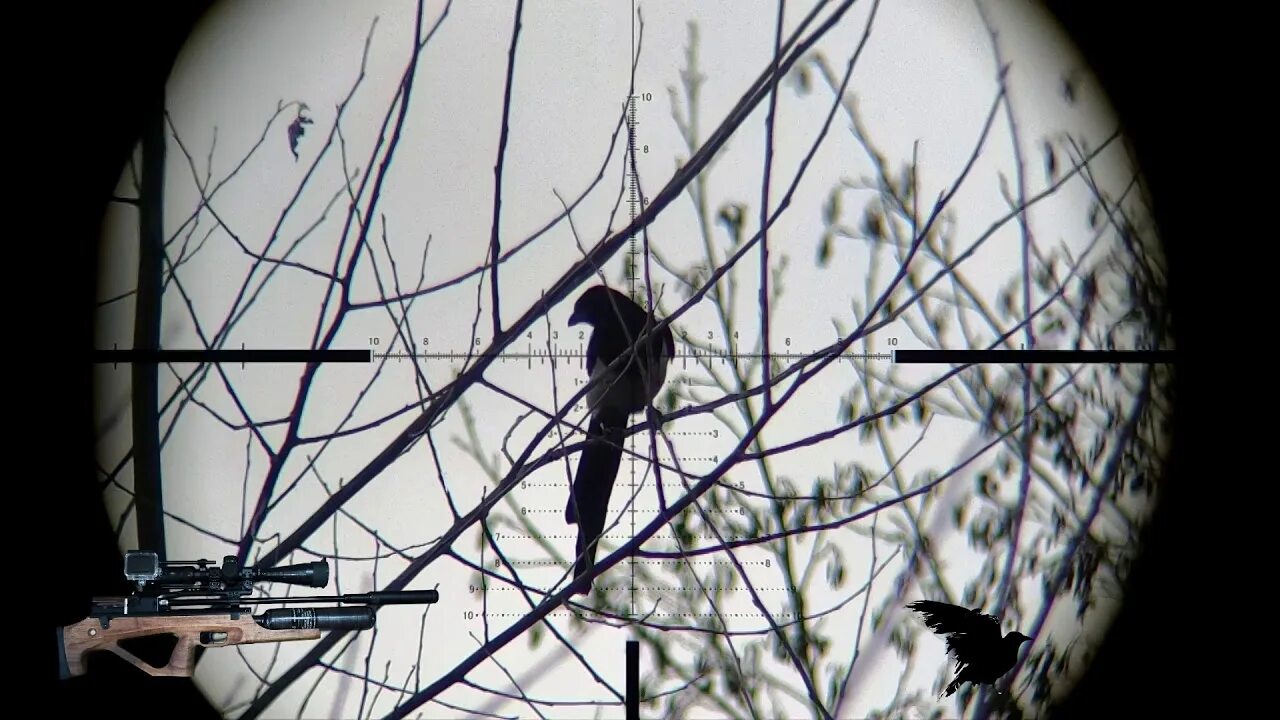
[344,590,440,605]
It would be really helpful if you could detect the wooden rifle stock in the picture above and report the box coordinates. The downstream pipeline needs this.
[57,612,319,679]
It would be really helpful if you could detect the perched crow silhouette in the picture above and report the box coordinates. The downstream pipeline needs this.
[907,600,1030,697]
[565,286,673,595]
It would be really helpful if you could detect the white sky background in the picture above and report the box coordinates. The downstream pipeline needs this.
[93,1,1159,718]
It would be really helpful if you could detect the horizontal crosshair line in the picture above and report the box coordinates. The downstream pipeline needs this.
[94,349,372,365]
[375,351,894,360]
[894,349,1177,364]
[92,348,1174,366]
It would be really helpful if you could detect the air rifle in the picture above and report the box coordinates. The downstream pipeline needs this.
[57,550,438,679]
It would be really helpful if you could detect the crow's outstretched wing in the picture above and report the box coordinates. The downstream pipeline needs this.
[906,600,1001,668]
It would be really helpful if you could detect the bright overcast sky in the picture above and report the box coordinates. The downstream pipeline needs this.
[94,1,1160,718]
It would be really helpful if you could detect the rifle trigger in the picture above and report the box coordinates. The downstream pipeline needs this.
[200,631,229,646]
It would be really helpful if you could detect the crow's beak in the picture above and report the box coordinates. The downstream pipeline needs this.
[568,307,585,326]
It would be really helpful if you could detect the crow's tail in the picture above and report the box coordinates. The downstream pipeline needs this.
[566,410,625,595]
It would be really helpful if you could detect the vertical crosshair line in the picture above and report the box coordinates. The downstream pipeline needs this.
[626,640,640,720]
[626,0,639,620]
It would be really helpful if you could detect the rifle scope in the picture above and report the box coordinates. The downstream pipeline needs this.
[125,551,329,590]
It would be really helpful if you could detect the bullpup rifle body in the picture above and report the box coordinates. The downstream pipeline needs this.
[57,550,438,678]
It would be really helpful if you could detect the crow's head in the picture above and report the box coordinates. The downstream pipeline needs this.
[1006,631,1031,647]
[569,285,618,326]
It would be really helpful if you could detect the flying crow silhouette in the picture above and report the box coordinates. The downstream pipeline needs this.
[565,285,673,595]
[906,600,1030,698]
